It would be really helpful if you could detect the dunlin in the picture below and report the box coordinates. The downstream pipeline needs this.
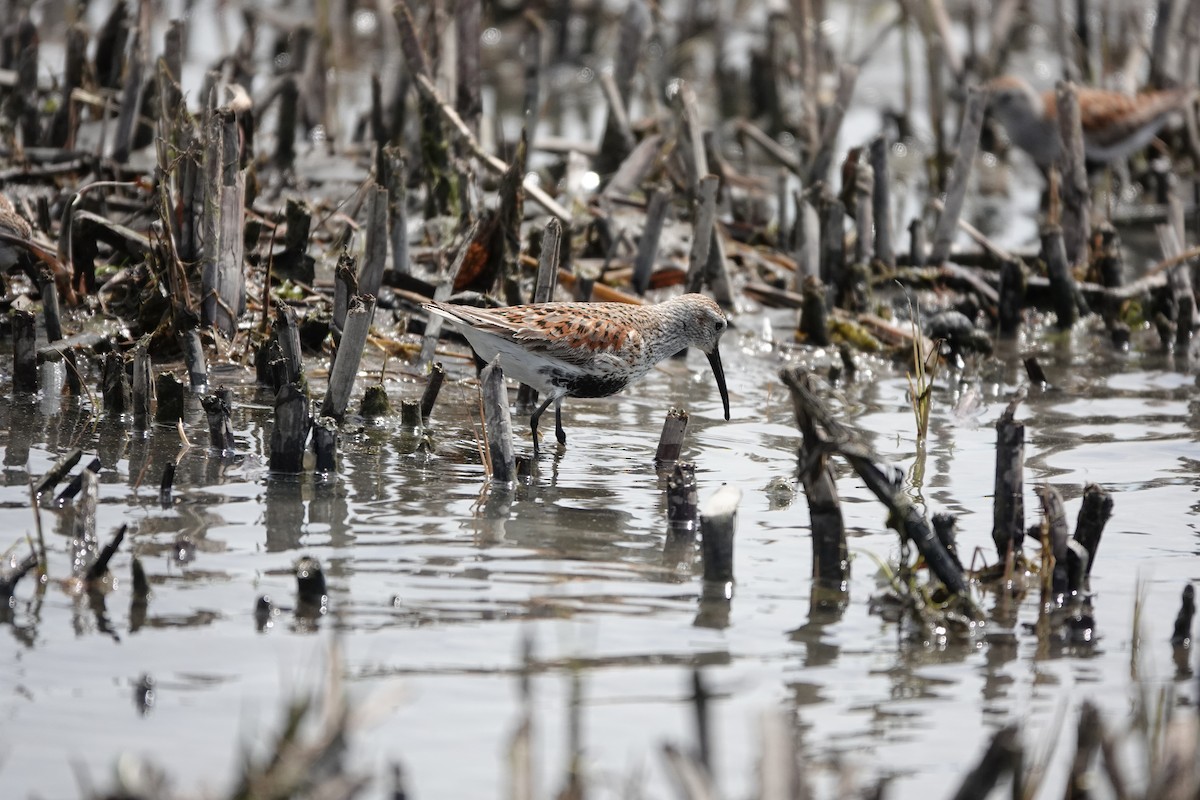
[985,76,1193,168]
[425,293,731,452]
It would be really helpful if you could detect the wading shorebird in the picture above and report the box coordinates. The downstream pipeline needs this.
[985,75,1194,169]
[425,293,731,453]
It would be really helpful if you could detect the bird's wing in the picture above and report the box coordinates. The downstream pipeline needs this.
[426,301,645,369]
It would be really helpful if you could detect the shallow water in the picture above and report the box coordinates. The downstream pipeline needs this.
[2,305,1198,798]
[5,0,1200,797]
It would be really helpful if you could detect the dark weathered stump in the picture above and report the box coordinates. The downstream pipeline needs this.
[155,372,185,425]
[131,342,153,432]
[992,402,1025,564]
[700,485,740,586]
[11,309,37,394]
[269,382,310,474]
[420,362,446,421]
[201,387,235,454]
[312,416,338,473]
[1072,483,1113,579]
[654,408,689,465]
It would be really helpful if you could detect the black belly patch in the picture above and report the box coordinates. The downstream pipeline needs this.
[543,368,628,398]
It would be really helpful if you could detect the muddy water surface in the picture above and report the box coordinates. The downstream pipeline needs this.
[2,309,1198,798]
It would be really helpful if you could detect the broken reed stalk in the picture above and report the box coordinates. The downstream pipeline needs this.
[687,175,720,294]
[1171,584,1195,647]
[1072,483,1113,579]
[333,252,357,337]
[700,485,740,586]
[386,148,409,276]
[818,195,845,290]
[56,457,101,506]
[852,160,874,267]
[311,416,338,473]
[998,258,1025,337]
[595,0,650,177]
[654,408,689,465]
[1055,82,1091,267]
[321,293,376,422]
[805,64,859,186]
[632,187,670,296]
[516,218,563,412]
[155,373,185,424]
[667,461,699,532]
[11,308,37,394]
[179,314,208,391]
[101,351,130,414]
[202,387,235,453]
[359,182,389,300]
[85,524,127,582]
[33,448,83,497]
[783,370,972,600]
[780,367,849,589]
[948,725,1022,800]
[480,359,515,484]
[1041,224,1081,329]
[799,275,831,346]
[869,135,895,268]
[792,190,820,284]
[131,341,152,432]
[1035,485,1071,603]
[269,382,310,474]
[160,463,175,507]
[111,27,146,164]
[35,267,63,343]
[992,400,1025,564]
[275,301,305,386]
[420,362,446,421]
[929,86,987,266]
[674,81,709,197]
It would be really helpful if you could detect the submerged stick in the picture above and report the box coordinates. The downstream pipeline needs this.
[131,341,153,432]
[11,308,36,394]
[85,524,127,582]
[700,485,740,585]
[33,448,83,497]
[667,461,699,533]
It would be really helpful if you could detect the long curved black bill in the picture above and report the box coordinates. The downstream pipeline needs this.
[706,346,731,420]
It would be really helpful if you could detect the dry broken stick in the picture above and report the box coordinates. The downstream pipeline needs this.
[779,367,974,603]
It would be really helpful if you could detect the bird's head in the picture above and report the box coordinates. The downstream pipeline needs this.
[985,75,1044,127]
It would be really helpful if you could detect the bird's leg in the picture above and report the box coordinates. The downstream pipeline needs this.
[531,395,556,456]
[554,399,566,444]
